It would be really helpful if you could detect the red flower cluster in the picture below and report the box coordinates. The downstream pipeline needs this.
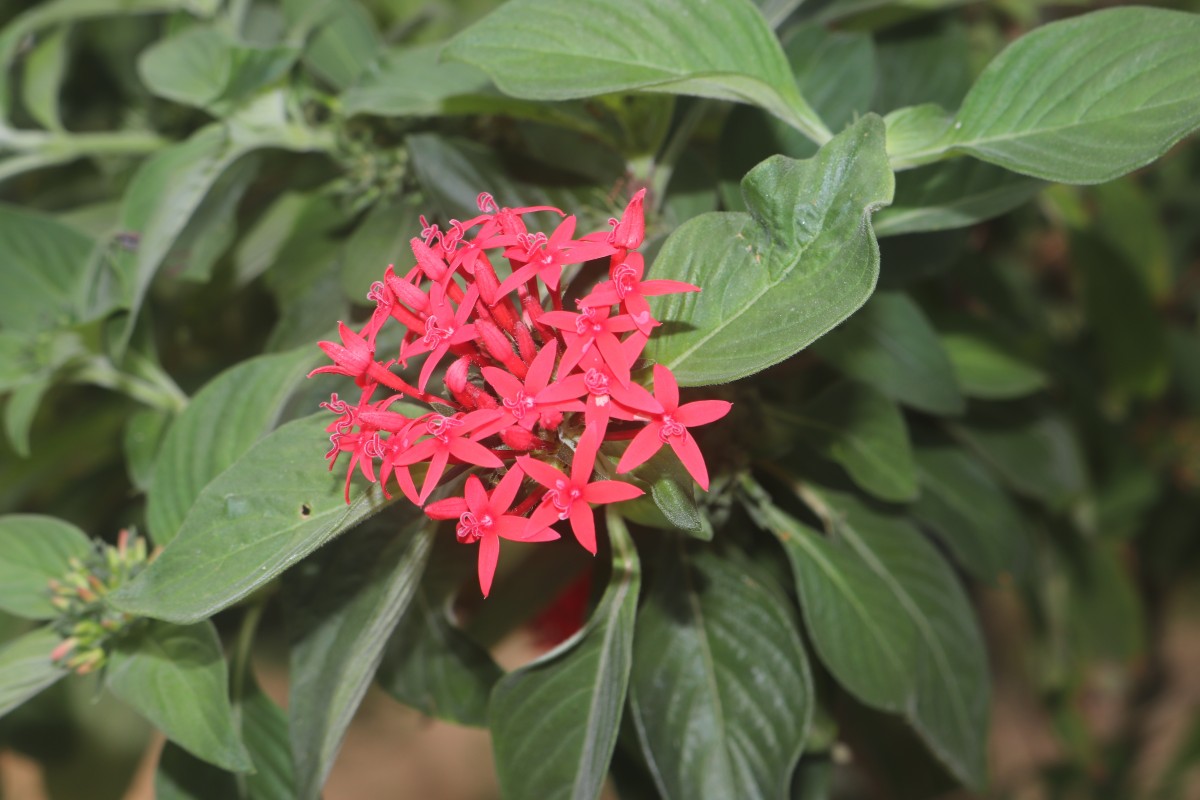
[311,190,731,595]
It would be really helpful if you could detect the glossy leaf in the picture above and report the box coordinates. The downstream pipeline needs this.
[874,159,1044,237]
[811,292,964,415]
[786,381,918,502]
[286,517,431,800]
[490,509,640,800]
[814,490,989,789]
[940,331,1046,400]
[629,543,812,800]
[112,414,399,623]
[749,500,917,713]
[645,114,893,386]
[890,8,1200,183]
[910,440,1031,581]
[146,347,316,546]
[106,620,251,772]
[0,626,68,717]
[443,0,830,141]
[0,514,92,619]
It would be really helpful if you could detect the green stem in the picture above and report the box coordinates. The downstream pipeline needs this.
[230,600,266,799]
[73,358,188,413]
[649,99,713,215]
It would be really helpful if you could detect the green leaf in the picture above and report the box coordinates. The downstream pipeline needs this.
[146,347,315,546]
[0,204,94,332]
[949,406,1087,511]
[490,509,640,800]
[284,516,431,800]
[377,578,501,727]
[155,742,239,800]
[0,515,92,619]
[341,44,492,117]
[112,414,399,623]
[872,20,971,114]
[283,0,380,90]
[443,0,831,141]
[4,377,52,457]
[940,331,1046,400]
[106,620,251,772]
[0,626,68,717]
[812,490,989,789]
[748,499,917,713]
[910,439,1031,582]
[874,159,1044,237]
[629,542,812,800]
[123,407,172,492]
[22,25,69,130]
[784,380,918,502]
[645,114,893,386]
[889,7,1200,183]
[811,292,964,415]
[340,195,424,302]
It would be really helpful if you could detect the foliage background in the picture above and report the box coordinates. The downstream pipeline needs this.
[0,0,1199,797]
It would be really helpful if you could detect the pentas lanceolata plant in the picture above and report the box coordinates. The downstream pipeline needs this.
[310,190,731,595]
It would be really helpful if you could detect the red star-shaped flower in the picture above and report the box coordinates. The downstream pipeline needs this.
[481,341,585,432]
[400,283,480,392]
[540,305,641,386]
[579,252,699,335]
[393,409,503,503]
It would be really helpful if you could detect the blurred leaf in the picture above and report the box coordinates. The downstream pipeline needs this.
[874,159,1043,237]
[910,439,1031,581]
[107,620,251,772]
[645,115,893,386]
[0,626,68,718]
[629,544,811,800]
[949,406,1087,511]
[940,331,1047,400]
[812,490,989,789]
[341,44,491,117]
[889,8,1200,182]
[0,514,92,620]
[22,25,69,130]
[123,407,172,492]
[155,742,239,800]
[4,376,53,457]
[610,445,706,538]
[1091,178,1171,299]
[490,509,640,800]
[444,0,829,140]
[0,204,94,332]
[749,499,917,713]
[146,347,315,546]
[1075,234,1169,399]
[340,195,424,303]
[283,0,380,90]
[167,154,261,283]
[787,380,918,502]
[873,20,971,113]
[377,579,501,727]
[812,292,964,415]
[232,192,311,287]
[239,678,296,800]
[113,414,400,623]
[286,517,431,800]
[1067,543,1144,662]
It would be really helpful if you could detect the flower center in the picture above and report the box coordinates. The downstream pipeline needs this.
[659,414,686,442]
[423,315,454,347]
[549,478,582,520]
[426,414,463,442]
[576,307,601,336]
[456,511,493,544]
[503,390,536,419]
[613,262,639,300]
[584,369,610,396]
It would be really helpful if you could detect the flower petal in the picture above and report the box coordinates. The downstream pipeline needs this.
[464,475,489,513]
[517,455,567,489]
[491,465,525,514]
[425,497,468,520]
[477,534,500,597]
[583,480,644,504]
[617,424,664,474]
[572,426,602,484]
[669,431,710,491]
[449,437,504,468]
[419,447,451,504]
[652,364,679,412]
[481,366,525,400]
[526,340,558,393]
[569,500,597,554]
[674,400,733,428]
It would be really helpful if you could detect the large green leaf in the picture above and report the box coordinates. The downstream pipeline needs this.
[106,620,251,772]
[0,204,94,332]
[284,517,431,800]
[0,514,92,619]
[749,499,917,713]
[910,439,1031,582]
[0,626,68,717]
[645,114,893,386]
[811,292,964,415]
[146,347,316,546]
[443,0,830,141]
[490,509,640,800]
[283,0,380,90]
[782,381,917,502]
[889,7,1200,183]
[874,160,1043,237]
[111,414,400,623]
[377,578,501,727]
[813,490,989,788]
[22,24,69,131]
[341,44,491,117]
[629,543,811,800]
[940,330,1046,400]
